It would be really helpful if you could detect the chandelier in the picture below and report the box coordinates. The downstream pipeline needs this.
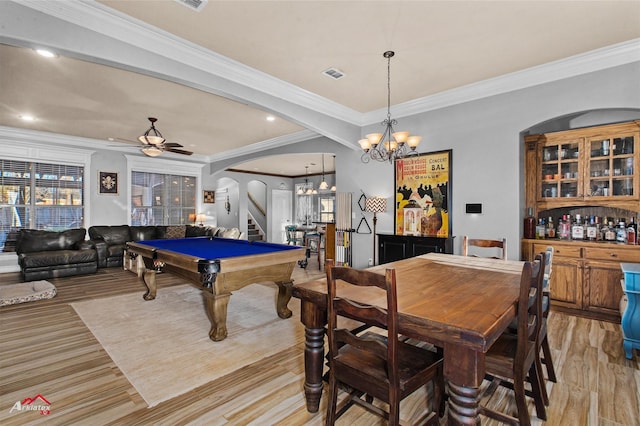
[358,51,422,163]
[297,165,316,195]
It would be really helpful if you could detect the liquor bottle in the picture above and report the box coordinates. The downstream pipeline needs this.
[571,214,585,240]
[558,215,569,240]
[546,216,555,238]
[605,221,617,241]
[595,216,603,241]
[586,216,598,241]
[628,217,638,245]
[616,220,627,243]
[523,207,536,239]
[536,218,546,240]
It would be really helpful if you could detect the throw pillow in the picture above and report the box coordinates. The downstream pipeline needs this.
[165,225,186,239]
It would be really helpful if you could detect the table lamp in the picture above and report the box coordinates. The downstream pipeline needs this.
[365,196,387,265]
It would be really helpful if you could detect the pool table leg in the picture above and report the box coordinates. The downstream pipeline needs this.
[142,269,157,301]
[201,291,231,341]
[275,280,294,319]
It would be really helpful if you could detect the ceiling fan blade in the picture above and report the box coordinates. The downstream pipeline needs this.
[165,148,193,156]
[162,142,183,148]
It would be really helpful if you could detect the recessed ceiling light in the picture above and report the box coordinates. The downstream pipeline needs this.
[266,115,276,122]
[35,49,57,58]
[19,114,36,122]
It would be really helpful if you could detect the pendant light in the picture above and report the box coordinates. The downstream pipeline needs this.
[319,154,328,190]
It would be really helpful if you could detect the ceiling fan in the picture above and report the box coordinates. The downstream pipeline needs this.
[114,117,193,157]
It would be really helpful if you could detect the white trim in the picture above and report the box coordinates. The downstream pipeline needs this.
[363,38,640,125]
[206,130,319,162]
[20,1,640,129]
[126,155,205,225]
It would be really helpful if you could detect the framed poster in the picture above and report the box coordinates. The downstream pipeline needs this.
[99,171,118,194]
[203,190,215,203]
[394,150,452,237]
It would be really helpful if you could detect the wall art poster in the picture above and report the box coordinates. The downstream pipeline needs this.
[394,150,452,237]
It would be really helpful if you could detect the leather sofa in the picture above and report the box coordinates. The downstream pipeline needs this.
[16,228,98,281]
[88,225,241,268]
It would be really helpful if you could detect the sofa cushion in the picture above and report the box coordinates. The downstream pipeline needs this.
[185,225,210,237]
[19,249,97,268]
[130,226,158,241]
[89,225,131,245]
[165,225,186,239]
[17,228,87,254]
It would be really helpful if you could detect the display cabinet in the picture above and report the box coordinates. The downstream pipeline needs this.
[522,120,640,323]
[522,239,640,322]
[525,120,640,211]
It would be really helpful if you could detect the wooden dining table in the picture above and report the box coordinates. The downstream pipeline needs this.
[292,252,525,425]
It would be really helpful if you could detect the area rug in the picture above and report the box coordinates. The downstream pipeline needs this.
[71,283,304,407]
[0,280,56,306]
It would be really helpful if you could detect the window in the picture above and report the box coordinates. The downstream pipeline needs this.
[319,195,335,223]
[131,171,196,226]
[0,160,84,252]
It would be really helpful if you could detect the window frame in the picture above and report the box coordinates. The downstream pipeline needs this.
[126,155,204,226]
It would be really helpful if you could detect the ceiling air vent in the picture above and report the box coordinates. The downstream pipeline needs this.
[322,68,345,80]
[174,0,208,12]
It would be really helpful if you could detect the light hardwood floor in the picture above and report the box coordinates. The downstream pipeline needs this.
[1,258,638,425]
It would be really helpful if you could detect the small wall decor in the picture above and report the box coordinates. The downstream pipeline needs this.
[394,150,452,237]
[99,171,118,194]
[203,190,215,203]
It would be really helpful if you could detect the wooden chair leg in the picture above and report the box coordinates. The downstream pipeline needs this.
[541,335,557,382]
[513,372,531,426]
[535,353,549,406]
[325,375,338,426]
[529,363,547,421]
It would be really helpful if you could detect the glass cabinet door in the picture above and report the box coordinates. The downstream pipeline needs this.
[540,140,580,200]
[587,135,635,198]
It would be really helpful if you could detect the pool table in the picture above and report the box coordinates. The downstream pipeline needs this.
[125,237,306,341]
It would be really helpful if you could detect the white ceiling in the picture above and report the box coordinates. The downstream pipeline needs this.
[1,1,639,176]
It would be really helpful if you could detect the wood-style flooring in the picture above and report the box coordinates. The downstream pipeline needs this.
[1,258,638,425]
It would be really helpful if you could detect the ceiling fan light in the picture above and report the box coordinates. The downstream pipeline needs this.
[141,135,165,145]
[142,146,163,157]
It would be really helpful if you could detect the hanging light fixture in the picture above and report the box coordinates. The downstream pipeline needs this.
[141,146,163,157]
[298,165,315,195]
[330,155,337,191]
[319,154,328,190]
[138,117,165,146]
[359,51,422,163]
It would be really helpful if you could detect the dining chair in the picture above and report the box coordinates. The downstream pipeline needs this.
[540,246,557,385]
[480,253,547,425]
[324,260,445,426]
[462,235,507,260]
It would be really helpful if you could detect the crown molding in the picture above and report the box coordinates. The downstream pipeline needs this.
[17,0,363,126]
[13,2,640,135]
[363,38,640,125]
[205,129,320,162]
